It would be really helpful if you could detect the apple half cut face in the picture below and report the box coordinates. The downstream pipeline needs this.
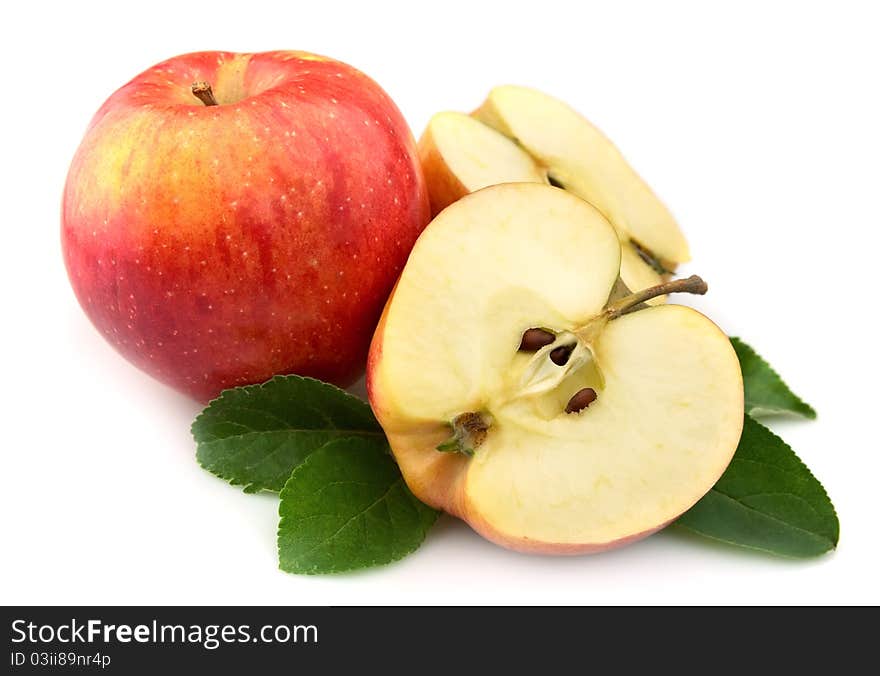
[368,183,743,554]
[419,86,690,303]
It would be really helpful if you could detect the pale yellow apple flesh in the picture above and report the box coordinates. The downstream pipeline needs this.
[368,183,743,554]
[418,111,546,214]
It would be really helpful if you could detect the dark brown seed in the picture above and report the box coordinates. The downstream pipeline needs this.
[549,344,574,366]
[565,388,598,414]
[519,328,556,352]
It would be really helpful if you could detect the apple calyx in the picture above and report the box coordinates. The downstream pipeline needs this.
[191,81,219,106]
[436,411,493,456]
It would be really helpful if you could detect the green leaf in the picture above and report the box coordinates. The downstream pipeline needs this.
[278,438,439,574]
[676,416,838,557]
[732,337,816,419]
[192,375,385,493]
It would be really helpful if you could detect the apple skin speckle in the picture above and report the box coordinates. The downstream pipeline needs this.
[61,50,430,402]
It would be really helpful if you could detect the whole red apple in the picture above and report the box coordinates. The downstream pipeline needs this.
[62,50,430,401]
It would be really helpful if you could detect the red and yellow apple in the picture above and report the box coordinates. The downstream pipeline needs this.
[368,183,743,554]
[62,50,429,401]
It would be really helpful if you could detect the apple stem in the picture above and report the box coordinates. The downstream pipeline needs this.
[191,81,219,106]
[605,274,708,319]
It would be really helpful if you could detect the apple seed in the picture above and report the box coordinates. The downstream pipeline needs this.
[565,388,597,414]
[550,344,574,366]
[519,328,556,352]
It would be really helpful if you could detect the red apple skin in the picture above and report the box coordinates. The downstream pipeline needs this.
[63,50,430,401]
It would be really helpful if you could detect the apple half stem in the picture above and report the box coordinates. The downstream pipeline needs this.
[191,81,219,106]
[576,275,707,344]
[605,274,707,319]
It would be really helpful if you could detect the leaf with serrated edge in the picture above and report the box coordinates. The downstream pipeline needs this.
[676,416,837,557]
[732,337,816,419]
[278,438,439,574]
[192,375,385,493]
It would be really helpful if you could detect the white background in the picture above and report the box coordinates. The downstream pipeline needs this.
[2,0,878,605]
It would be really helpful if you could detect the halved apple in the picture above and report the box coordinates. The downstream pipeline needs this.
[418,86,690,302]
[367,183,743,554]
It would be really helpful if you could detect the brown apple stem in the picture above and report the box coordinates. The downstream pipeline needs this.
[576,275,708,344]
[191,81,219,106]
[606,275,708,319]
